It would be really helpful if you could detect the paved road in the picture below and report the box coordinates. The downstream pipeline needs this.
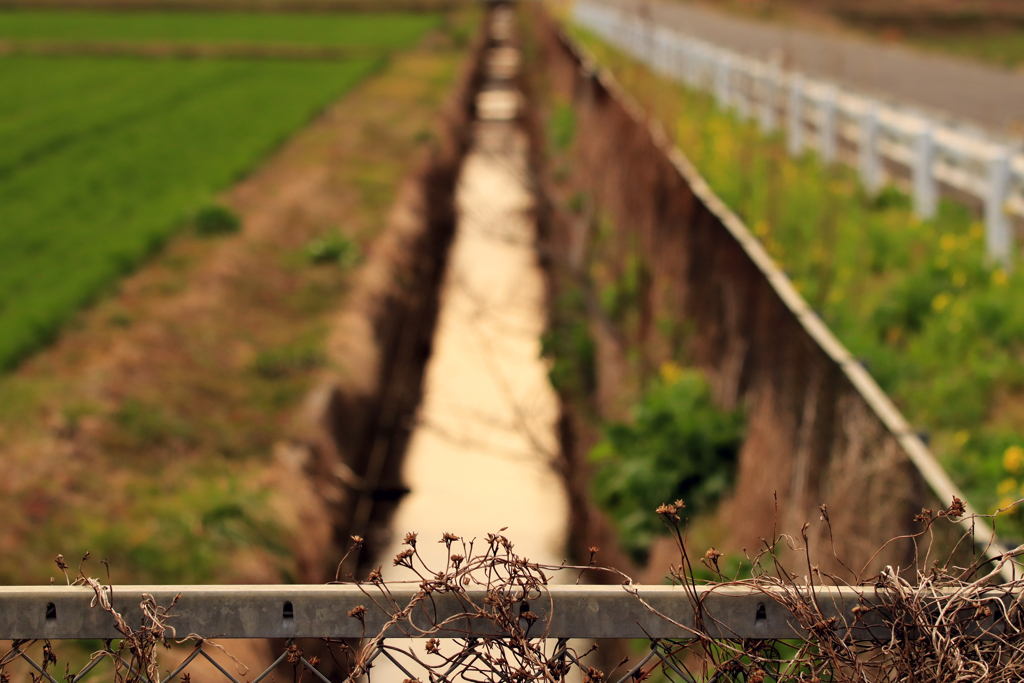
[595,0,1024,138]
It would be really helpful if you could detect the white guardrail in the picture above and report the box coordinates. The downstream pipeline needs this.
[574,1,1024,265]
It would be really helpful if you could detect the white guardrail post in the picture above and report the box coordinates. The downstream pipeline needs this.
[821,85,838,164]
[760,64,779,133]
[913,122,938,219]
[859,103,882,194]
[987,147,1013,265]
[575,0,1020,260]
[788,74,803,156]
[715,53,731,110]
[735,63,750,119]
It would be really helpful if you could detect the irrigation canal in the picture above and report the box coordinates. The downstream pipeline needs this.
[372,5,569,598]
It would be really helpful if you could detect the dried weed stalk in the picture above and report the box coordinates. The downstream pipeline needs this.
[642,497,1024,682]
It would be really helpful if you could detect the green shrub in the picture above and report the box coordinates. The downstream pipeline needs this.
[113,399,195,449]
[590,365,745,563]
[541,288,597,400]
[548,102,576,151]
[305,230,361,267]
[89,477,287,584]
[252,343,326,379]
[194,204,241,236]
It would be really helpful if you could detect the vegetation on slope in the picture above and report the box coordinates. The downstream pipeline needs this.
[536,84,748,560]
[591,364,744,562]
[572,27,1024,532]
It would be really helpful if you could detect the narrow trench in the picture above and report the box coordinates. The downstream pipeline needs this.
[367,5,569,577]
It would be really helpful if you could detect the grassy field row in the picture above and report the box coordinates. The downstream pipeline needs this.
[572,27,1024,532]
[0,56,380,370]
[912,31,1024,69]
[0,11,443,372]
[0,10,440,46]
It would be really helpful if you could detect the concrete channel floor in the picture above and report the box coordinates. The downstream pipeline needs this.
[369,7,575,679]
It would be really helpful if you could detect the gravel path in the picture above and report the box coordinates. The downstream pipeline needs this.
[594,0,1024,137]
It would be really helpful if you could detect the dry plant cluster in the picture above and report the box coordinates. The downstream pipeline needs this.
[4,500,1024,683]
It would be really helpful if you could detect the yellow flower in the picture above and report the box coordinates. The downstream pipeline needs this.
[932,293,950,312]
[992,269,1008,287]
[999,478,1018,496]
[792,279,806,294]
[753,220,770,238]
[660,361,683,386]
[969,222,985,240]
[940,234,957,252]
[953,430,970,448]
[952,271,967,288]
[998,497,1017,512]
[828,288,845,304]
[1004,445,1024,474]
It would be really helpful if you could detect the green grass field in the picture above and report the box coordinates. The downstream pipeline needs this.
[0,12,440,371]
[912,31,1024,69]
[0,10,441,46]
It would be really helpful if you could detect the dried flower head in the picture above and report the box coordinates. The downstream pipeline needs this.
[914,508,935,524]
[394,548,415,567]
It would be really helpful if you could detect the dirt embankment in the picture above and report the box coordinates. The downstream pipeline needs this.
[291,11,490,580]
[521,5,965,581]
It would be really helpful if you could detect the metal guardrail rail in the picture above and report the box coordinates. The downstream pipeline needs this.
[574,0,1024,266]
[0,583,958,640]
[2,583,1021,682]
